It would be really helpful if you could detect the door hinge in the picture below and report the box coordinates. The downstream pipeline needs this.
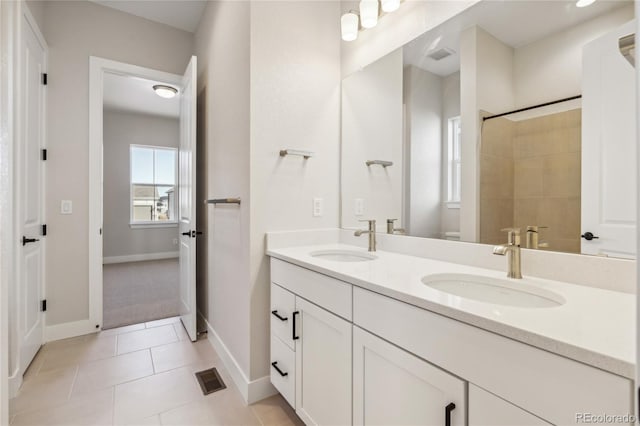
[41,224,47,236]
[41,149,47,161]
[41,299,47,312]
[42,73,47,85]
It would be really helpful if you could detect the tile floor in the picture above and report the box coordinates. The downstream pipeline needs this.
[10,317,303,426]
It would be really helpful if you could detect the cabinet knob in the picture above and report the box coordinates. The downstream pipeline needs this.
[581,232,599,241]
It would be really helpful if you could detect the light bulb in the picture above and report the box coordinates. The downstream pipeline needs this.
[576,0,596,7]
[341,12,359,42]
[359,0,378,29]
[381,0,400,13]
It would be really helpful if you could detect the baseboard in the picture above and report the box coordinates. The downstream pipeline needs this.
[198,312,277,405]
[45,319,98,342]
[8,372,23,399]
[102,251,178,264]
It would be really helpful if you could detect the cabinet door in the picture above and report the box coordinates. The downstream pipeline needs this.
[295,297,352,426]
[353,327,465,426]
[469,385,551,426]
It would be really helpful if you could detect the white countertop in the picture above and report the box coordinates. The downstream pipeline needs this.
[267,243,635,379]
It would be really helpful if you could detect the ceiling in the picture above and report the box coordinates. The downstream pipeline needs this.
[403,0,632,77]
[90,0,207,33]
[103,72,180,118]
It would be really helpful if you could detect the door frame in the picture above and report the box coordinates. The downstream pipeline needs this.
[88,57,182,331]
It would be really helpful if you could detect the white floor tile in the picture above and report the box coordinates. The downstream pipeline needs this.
[116,325,178,355]
[145,316,180,329]
[151,340,218,373]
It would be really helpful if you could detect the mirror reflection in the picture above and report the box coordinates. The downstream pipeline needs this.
[341,0,636,259]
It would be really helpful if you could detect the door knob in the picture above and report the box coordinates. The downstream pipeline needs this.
[181,231,191,237]
[581,232,600,241]
[191,230,203,238]
[22,236,40,246]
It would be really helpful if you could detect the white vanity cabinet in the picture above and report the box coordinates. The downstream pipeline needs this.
[353,326,465,426]
[469,385,551,426]
[270,259,352,426]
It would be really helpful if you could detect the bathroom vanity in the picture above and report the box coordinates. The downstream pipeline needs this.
[267,243,634,426]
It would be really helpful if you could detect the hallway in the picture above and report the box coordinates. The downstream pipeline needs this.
[9,317,302,425]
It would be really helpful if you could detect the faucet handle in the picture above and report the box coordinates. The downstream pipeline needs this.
[387,218,398,223]
[526,226,548,232]
[500,227,521,246]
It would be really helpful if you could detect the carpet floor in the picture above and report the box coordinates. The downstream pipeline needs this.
[102,258,180,330]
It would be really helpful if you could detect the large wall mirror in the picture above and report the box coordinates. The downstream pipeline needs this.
[341,0,636,259]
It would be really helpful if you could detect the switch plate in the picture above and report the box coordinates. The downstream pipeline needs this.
[355,198,364,216]
[313,198,323,217]
[60,200,72,215]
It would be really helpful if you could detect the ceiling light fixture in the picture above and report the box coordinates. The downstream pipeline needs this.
[575,0,596,7]
[153,84,178,99]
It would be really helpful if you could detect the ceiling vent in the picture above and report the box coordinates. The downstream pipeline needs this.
[427,47,455,61]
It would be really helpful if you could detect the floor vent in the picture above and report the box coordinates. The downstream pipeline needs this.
[195,368,227,395]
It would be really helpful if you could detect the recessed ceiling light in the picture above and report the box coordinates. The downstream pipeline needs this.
[153,85,178,99]
[576,0,596,8]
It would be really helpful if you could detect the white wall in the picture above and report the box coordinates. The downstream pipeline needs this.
[196,0,341,390]
[249,1,341,381]
[514,4,634,108]
[440,72,461,237]
[340,0,480,76]
[342,49,403,231]
[460,26,515,243]
[40,1,193,326]
[102,110,179,259]
[194,0,252,380]
[403,65,442,238]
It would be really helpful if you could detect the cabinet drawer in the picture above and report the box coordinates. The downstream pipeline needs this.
[271,283,295,350]
[271,258,352,320]
[353,287,632,425]
[270,335,295,408]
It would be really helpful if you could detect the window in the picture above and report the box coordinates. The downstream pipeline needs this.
[130,145,177,224]
[447,117,461,207]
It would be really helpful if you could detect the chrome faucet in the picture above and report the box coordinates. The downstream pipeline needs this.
[386,219,406,235]
[493,228,522,279]
[525,226,549,249]
[355,219,376,252]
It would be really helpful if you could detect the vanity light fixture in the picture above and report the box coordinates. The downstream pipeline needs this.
[341,0,404,42]
[575,0,596,7]
[153,84,178,99]
[341,12,359,42]
[381,0,400,13]
[359,0,379,29]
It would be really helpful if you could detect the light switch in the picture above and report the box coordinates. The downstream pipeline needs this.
[355,198,364,216]
[313,198,323,217]
[60,200,72,215]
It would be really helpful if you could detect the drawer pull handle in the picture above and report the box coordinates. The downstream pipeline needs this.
[271,310,288,321]
[271,361,288,377]
[292,311,300,340]
[445,402,455,426]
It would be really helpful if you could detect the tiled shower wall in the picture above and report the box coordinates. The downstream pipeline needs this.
[480,109,582,253]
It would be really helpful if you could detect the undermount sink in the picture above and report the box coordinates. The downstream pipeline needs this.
[422,273,565,308]
[310,249,377,262]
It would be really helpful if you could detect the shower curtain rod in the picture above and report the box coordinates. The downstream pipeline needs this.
[482,95,582,122]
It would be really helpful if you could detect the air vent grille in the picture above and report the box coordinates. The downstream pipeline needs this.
[427,48,455,61]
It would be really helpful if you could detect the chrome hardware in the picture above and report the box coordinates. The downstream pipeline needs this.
[386,219,406,235]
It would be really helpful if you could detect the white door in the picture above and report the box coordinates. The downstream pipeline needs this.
[19,13,46,372]
[353,327,465,426]
[179,56,197,341]
[295,297,352,426]
[581,21,636,258]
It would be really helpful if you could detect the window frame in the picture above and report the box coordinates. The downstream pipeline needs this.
[446,116,461,209]
[129,144,178,227]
